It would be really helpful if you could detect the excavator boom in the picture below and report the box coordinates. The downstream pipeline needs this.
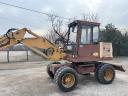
[0,28,65,61]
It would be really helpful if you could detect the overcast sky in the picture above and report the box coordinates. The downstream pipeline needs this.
[0,0,128,34]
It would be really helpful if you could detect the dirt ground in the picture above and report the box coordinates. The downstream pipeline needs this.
[0,58,128,96]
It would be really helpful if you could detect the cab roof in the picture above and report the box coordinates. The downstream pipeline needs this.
[68,20,100,27]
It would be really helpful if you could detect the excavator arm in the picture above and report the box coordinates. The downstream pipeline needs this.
[0,28,65,61]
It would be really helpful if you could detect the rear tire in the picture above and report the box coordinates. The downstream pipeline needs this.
[47,64,54,79]
[95,63,103,81]
[54,66,78,92]
[98,64,115,84]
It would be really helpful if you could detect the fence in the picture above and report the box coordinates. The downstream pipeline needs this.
[0,50,44,63]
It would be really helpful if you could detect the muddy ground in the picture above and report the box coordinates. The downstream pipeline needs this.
[0,57,128,96]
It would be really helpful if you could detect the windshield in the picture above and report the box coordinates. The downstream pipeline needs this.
[66,25,77,54]
[68,25,77,44]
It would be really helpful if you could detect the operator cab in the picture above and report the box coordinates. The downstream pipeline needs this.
[67,20,100,54]
[65,20,112,62]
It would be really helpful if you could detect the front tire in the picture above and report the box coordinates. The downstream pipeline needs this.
[54,66,78,92]
[47,64,54,79]
[98,64,115,84]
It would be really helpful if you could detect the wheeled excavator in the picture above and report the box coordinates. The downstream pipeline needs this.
[0,20,125,92]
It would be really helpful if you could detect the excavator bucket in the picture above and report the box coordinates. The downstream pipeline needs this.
[0,28,27,50]
[0,35,10,47]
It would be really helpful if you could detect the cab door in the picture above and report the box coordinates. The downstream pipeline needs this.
[78,25,100,58]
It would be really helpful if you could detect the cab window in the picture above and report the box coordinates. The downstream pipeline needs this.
[81,25,99,44]
[81,26,91,44]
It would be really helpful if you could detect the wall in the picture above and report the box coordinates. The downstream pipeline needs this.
[0,51,45,63]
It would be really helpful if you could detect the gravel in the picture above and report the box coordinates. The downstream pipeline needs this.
[0,57,127,96]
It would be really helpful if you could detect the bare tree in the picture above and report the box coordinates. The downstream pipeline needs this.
[47,13,68,46]
[49,14,63,33]
[82,12,99,22]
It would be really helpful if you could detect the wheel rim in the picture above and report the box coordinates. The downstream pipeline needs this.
[62,73,75,88]
[104,68,113,81]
